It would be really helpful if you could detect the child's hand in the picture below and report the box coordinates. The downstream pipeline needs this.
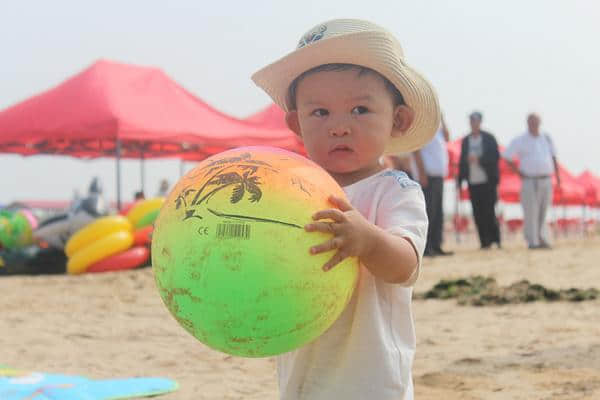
[305,196,375,271]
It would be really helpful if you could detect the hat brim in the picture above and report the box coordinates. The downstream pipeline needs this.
[252,30,440,154]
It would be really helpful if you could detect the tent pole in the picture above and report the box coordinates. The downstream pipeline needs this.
[582,205,586,237]
[454,182,461,244]
[140,152,145,195]
[562,204,567,237]
[116,138,122,210]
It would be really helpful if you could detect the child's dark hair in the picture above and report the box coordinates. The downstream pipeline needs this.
[287,64,405,110]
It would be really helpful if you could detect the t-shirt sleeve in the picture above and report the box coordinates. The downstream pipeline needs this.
[375,172,428,287]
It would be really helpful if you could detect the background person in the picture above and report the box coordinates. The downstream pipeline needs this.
[157,179,170,197]
[34,177,107,250]
[503,113,561,249]
[457,111,501,249]
[414,114,453,256]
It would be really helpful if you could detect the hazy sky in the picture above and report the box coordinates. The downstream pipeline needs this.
[1,0,599,204]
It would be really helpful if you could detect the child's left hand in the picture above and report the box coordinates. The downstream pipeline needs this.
[305,195,375,271]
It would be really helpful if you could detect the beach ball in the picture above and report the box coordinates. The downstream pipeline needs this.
[0,213,10,248]
[0,210,33,249]
[152,147,359,357]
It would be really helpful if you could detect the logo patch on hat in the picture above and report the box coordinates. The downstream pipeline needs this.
[251,18,441,154]
[297,25,327,48]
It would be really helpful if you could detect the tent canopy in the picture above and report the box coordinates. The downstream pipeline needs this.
[0,60,306,207]
[552,164,585,205]
[576,170,600,206]
[244,103,305,154]
[245,103,288,129]
[0,60,302,159]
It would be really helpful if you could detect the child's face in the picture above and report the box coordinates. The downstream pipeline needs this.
[287,69,405,186]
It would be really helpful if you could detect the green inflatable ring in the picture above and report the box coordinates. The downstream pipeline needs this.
[135,209,160,229]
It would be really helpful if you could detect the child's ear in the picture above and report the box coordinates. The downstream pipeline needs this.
[391,105,415,138]
[285,111,302,137]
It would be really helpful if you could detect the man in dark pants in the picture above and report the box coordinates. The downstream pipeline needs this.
[415,115,453,257]
[457,112,501,249]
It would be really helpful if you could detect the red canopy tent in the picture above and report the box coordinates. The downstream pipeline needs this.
[553,164,586,206]
[576,170,600,207]
[497,171,521,203]
[244,104,305,155]
[244,103,287,129]
[446,139,461,180]
[0,60,303,206]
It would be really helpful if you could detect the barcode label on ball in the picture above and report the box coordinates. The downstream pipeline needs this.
[216,223,251,239]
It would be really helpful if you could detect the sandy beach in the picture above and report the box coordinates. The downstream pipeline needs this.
[2,235,599,399]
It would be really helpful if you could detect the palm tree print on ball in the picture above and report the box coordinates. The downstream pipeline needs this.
[173,153,301,228]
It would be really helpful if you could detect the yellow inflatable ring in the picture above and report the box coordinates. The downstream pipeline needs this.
[67,230,134,274]
[126,197,164,227]
[65,215,132,258]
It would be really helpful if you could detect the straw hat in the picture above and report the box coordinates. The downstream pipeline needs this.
[252,19,441,154]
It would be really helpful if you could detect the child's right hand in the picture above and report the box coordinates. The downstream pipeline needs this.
[304,196,376,272]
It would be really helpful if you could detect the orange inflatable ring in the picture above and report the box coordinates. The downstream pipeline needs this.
[87,246,150,273]
[133,225,153,246]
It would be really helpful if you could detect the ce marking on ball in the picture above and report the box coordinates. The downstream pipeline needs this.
[197,226,209,235]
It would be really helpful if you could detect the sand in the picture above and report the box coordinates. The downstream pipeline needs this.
[2,235,599,399]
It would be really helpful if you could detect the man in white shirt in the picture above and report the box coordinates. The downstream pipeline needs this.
[503,113,561,249]
[414,115,453,256]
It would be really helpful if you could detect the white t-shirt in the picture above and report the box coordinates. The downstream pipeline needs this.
[468,135,488,184]
[503,132,556,176]
[420,129,448,177]
[277,169,428,400]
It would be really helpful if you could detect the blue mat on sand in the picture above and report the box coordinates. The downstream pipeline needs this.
[0,366,178,400]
